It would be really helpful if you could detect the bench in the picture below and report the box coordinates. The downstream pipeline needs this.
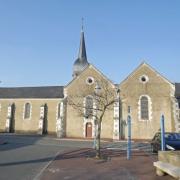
[154,161,180,179]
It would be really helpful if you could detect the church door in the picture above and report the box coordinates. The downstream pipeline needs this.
[86,122,92,138]
[9,103,15,133]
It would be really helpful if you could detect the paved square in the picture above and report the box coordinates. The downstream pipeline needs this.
[0,135,173,180]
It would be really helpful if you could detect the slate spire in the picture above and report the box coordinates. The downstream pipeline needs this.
[78,26,87,61]
[73,20,89,78]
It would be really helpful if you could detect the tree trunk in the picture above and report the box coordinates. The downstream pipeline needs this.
[95,121,101,158]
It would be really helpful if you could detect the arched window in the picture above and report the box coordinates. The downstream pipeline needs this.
[24,103,31,119]
[140,96,149,120]
[57,103,61,119]
[85,96,93,117]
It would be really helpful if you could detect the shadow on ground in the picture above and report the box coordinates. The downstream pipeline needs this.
[0,133,44,152]
[40,148,173,180]
[56,148,151,161]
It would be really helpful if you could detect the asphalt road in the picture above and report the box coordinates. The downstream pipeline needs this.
[0,134,151,180]
[0,134,94,180]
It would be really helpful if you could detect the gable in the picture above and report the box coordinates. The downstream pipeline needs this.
[65,64,115,94]
[120,62,173,87]
[119,62,175,100]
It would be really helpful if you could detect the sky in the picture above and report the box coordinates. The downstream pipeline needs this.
[0,0,180,87]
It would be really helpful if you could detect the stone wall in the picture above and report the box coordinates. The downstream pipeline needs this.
[65,65,114,139]
[120,63,175,139]
[0,99,63,135]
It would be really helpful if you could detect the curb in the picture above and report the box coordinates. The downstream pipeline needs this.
[53,138,109,143]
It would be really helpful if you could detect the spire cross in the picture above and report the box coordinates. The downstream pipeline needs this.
[81,17,84,31]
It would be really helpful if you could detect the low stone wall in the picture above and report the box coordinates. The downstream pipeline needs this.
[158,151,180,167]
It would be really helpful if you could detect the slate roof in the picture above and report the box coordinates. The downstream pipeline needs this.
[73,29,89,77]
[0,86,64,99]
[175,83,180,98]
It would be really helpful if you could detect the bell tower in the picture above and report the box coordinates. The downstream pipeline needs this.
[72,21,89,78]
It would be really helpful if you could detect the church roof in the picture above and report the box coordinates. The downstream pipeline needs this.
[175,83,180,98]
[78,28,87,61]
[0,86,64,99]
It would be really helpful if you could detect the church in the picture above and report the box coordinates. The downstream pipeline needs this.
[0,28,180,140]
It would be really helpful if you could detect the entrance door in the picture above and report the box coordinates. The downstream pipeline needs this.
[86,122,92,138]
[9,103,15,133]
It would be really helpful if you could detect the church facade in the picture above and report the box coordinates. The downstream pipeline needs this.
[0,30,180,140]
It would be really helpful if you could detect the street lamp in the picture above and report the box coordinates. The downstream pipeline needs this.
[116,88,122,140]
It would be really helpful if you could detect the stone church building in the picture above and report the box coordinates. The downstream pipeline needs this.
[0,29,180,140]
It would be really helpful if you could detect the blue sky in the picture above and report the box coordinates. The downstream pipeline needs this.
[0,0,180,87]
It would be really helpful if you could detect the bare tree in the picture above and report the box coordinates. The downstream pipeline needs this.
[67,78,117,158]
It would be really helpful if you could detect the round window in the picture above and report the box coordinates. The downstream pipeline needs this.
[86,77,94,85]
[140,75,149,83]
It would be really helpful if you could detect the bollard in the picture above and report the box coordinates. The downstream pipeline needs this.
[160,115,165,151]
[127,115,131,160]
